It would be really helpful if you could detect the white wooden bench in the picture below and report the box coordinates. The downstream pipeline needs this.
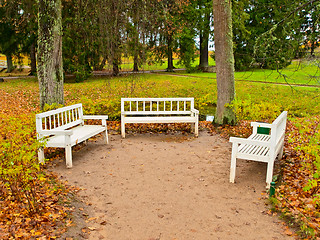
[36,103,109,168]
[121,98,199,138]
[229,111,287,188]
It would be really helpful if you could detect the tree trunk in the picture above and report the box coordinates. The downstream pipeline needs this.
[6,53,14,73]
[98,55,107,71]
[133,28,139,72]
[199,11,210,70]
[199,31,209,69]
[167,34,174,72]
[112,59,120,76]
[37,0,64,110]
[310,40,316,57]
[133,54,139,72]
[212,0,236,125]
[30,42,37,75]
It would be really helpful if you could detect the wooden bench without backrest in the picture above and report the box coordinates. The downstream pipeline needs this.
[121,98,199,138]
[229,111,287,188]
[36,103,109,168]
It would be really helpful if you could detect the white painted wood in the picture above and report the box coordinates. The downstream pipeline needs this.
[38,147,45,164]
[36,103,109,167]
[121,98,199,138]
[229,111,287,188]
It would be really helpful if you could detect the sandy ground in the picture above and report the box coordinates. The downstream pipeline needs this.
[52,130,294,240]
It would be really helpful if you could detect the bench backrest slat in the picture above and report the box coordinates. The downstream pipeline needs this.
[36,104,84,136]
[270,111,287,147]
[121,98,194,115]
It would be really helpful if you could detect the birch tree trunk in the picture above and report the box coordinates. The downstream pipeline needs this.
[37,0,64,110]
[212,0,236,125]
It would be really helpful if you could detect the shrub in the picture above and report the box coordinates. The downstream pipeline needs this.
[231,96,282,121]
[0,113,45,213]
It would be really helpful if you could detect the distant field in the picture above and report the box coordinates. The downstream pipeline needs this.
[180,59,320,87]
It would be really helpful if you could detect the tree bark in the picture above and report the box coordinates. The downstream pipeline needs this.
[212,0,236,125]
[37,0,64,110]
[30,42,37,75]
[97,55,107,71]
[167,34,174,72]
[6,53,14,73]
[112,61,119,76]
[199,11,210,69]
[310,41,316,57]
[199,30,209,69]
[133,54,139,72]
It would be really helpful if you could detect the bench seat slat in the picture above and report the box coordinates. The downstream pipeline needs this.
[46,125,106,148]
[122,111,192,115]
[124,116,197,124]
[238,144,269,157]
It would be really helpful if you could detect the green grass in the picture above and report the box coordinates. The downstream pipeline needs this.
[182,59,320,86]
[62,71,320,120]
[1,70,318,121]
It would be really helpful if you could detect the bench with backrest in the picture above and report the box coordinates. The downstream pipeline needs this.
[121,98,199,138]
[36,103,109,168]
[229,111,287,188]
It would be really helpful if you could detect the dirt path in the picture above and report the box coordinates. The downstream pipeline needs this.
[53,131,294,240]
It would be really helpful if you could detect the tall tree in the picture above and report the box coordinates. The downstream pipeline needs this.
[20,0,38,75]
[0,2,21,73]
[37,0,64,109]
[126,0,148,72]
[148,0,191,72]
[197,0,212,70]
[300,2,320,56]
[213,0,236,125]
[0,0,38,74]
[62,0,100,81]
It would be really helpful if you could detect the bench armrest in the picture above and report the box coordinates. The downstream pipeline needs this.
[38,130,73,136]
[229,136,271,148]
[83,115,109,120]
[83,115,108,127]
[251,122,271,129]
[191,109,199,115]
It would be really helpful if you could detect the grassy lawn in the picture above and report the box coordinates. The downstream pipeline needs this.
[1,71,319,120]
[181,59,320,86]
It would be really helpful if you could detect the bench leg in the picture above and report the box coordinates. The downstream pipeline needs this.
[65,145,72,168]
[38,147,45,164]
[278,145,284,159]
[104,127,109,144]
[121,121,125,138]
[266,160,275,189]
[191,123,195,133]
[195,122,199,137]
[230,144,238,183]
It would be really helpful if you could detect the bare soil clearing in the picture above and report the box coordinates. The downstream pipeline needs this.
[52,131,294,240]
